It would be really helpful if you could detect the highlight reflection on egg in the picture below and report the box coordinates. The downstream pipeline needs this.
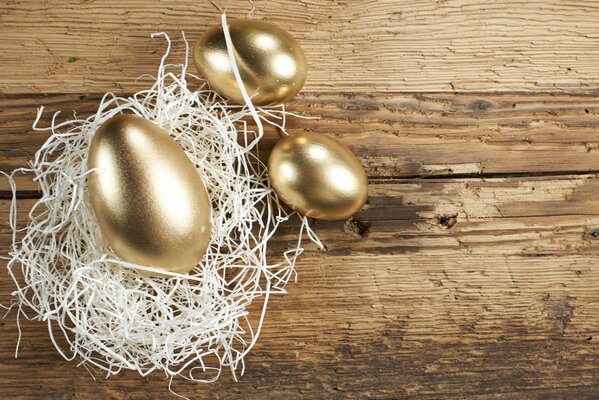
[268,132,368,221]
[193,19,307,106]
[87,114,212,275]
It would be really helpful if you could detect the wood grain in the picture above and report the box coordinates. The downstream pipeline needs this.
[3,92,599,190]
[2,252,599,400]
[3,175,599,398]
[5,174,599,259]
[1,0,599,94]
[3,0,599,398]
[2,234,599,399]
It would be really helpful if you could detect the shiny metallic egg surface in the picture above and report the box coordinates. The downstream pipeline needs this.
[87,114,212,274]
[193,19,307,106]
[268,132,368,221]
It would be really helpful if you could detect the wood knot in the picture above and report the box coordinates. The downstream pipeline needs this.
[344,218,370,238]
[470,99,492,113]
[585,143,599,152]
[584,227,599,240]
[543,294,575,335]
[438,214,458,229]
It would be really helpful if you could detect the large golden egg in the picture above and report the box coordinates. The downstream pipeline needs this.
[268,132,368,221]
[193,19,307,106]
[87,114,212,275]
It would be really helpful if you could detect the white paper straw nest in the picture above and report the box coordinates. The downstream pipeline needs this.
[1,15,321,391]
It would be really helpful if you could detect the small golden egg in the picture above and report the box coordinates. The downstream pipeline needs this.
[87,114,212,275]
[268,132,368,221]
[193,19,307,106]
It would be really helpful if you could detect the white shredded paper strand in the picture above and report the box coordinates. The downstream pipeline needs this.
[1,15,322,392]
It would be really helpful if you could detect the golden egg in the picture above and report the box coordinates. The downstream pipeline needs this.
[87,114,212,275]
[193,19,307,106]
[268,132,368,221]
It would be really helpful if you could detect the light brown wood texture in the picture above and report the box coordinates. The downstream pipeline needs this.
[2,0,599,399]
[2,92,599,190]
[3,182,599,398]
[1,0,599,94]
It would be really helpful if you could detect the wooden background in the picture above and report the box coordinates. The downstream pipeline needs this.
[2,1,599,398]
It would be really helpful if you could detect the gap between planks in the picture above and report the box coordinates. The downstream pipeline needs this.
[5,170,599,200]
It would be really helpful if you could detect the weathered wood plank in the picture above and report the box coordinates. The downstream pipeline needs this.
[3,188,599,394]
[3,92,599,190]
[4,174,599,259]
[3,1,599,398]
[3,161,599,399]
[2,252,599,399]
[1,0,599,94]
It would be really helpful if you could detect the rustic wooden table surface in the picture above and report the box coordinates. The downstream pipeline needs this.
[2,1,599,399]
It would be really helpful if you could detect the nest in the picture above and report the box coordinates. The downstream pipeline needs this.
[1,17,320,393]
